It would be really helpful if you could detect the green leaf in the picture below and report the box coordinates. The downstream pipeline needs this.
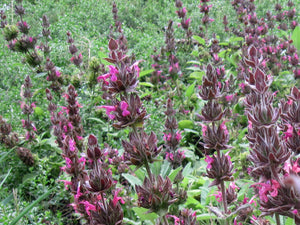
[185,82,195,99]
[34,106,44,116]
[87,117,106,125]
[192,35,205,45]
[182,162,192,177]
[0,167,12,188]
[187,60,201,65]
[139,82,154,87]
[0,148,16,163]
[10,188,53,225]
[219,42,229,46]
[187,189,201,197]
[35,72,48,78]
[292,26,300,52]
[150,161,161,176]
[285,217,295,225]
[229,36,244,43]
[122,173,143,186]
[168,166,182,182]
[189,71,205,81]
[98,51,112,66]
[186,66,201,71]
[132,207,158,223]
[123,218,141,225]
[178,120,194,129]
[197,213,217,221]
[160,160,171,178]
[139,69,155,78]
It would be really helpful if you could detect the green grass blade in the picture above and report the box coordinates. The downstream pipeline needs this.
[10,188,53,225]
[0,167,12,188]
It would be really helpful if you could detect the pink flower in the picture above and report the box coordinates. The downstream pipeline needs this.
[109,65,118,81]
[166,215,180,225]
[185,18,191,26]
[239,83,245,90]
[65,157,72,168]
[55,70,61,77]
[80,201,96,216]
[132,62,140,77]
[220,121,229,135]
[120,101,130,117]
[69,139,76,151]
[175,131,182,142]
[229,182,239,190]
[248,120,253,129]
[79,157,86,167]
[59,180,72,190]
[97,73,110,84]
[283,124,293,141]
[252,180,280,203]
[163,132,172,142]
[205,155,214,169]
[166,152,174,161]
[113,189,125,207]
[183,110,190,114]
[212,191,222,202]
[292,209,298,215]
[201,124,207,136]
[99,105,116,120]
[287,99,293,105]
[225,95,234,102]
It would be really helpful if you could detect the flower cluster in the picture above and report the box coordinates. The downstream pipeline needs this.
[242,45,300,222]
[164,99,185,168]
[0,116,19,148]
[67,31,82,67]
[175,0,192,39]
[198,0,214,38]
[20,75,36,141]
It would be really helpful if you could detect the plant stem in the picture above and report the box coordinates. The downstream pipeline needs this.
[275,213,280,225]
[163,215,169,225]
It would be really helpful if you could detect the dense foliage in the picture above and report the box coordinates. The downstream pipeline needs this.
[0,0,300,224]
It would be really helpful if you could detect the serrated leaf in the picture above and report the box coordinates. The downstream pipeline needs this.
[139,82,154,87]
[178,120,194,129]
[193,35,205,45]
[122,173,143,186]
[139,69,155,78]
[168,166,182,182]
[292,26,300,52]
[186,82,195,99]
[132,207,158,222]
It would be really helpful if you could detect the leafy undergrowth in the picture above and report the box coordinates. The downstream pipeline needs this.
[0,0,300,224]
